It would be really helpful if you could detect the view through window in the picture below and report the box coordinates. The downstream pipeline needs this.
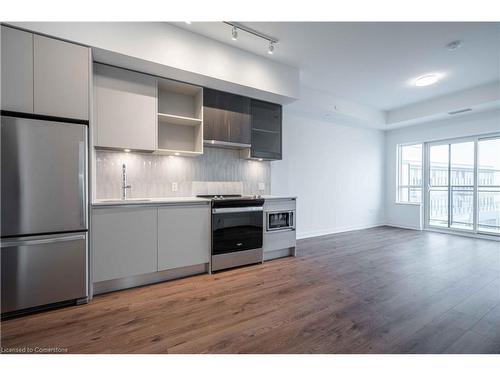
[427,136,500,235]
[478,137,500,234]
[428,144,449,227]
[397,144,422,203]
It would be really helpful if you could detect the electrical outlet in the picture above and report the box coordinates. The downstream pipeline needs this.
[171,182,178,192]
[258,182,265,191]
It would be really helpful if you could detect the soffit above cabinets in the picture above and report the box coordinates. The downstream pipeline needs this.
[6,22,299,105]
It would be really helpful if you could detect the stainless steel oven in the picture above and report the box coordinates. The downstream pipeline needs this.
[266,210,295,232]
[208,197,265,272]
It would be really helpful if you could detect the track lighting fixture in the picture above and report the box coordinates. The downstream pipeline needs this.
[268,41,275,55]
[231,26,238,41]
[224,22,278,55]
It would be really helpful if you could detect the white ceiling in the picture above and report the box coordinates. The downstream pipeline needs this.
[174,22,500,111]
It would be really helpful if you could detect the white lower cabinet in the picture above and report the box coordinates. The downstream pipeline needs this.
[158,205,210,271]
[92,203,210,286]
[92,207,158,282]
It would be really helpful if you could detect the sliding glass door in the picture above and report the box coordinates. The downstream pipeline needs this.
[425,135,500,236]
[450,141,475,230]
[428,144,449,228]
[477,137,500,234]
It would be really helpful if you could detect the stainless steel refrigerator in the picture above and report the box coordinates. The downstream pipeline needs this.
[1,114,88,315]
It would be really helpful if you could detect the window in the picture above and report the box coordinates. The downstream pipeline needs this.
[397,143,422,203]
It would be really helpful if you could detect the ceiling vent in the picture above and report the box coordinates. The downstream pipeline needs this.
[448,108,472,115]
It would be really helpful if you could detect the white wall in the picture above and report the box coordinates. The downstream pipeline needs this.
[385,109,500,229]
[272,109,386,239]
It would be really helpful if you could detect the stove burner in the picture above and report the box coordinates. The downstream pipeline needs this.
[197,194,262,200]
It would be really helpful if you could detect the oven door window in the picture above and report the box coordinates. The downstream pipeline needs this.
[212,211,263,255]
[268,212,293,230]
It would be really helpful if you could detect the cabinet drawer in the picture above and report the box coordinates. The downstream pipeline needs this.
[263,230,296,253]
[1,234,87,313]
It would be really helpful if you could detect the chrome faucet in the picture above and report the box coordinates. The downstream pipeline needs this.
[121,163,131,200]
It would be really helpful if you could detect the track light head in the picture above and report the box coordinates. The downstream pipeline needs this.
[231,26,238,41]
[268,41,275,55]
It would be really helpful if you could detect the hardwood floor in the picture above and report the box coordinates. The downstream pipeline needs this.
[1,226,499,354]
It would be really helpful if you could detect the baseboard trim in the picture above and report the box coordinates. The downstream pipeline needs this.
[425,227,500,241]
[385,223,422,231]
[297,223,385,240]
[93,263,208,295]
[263,247,295,261]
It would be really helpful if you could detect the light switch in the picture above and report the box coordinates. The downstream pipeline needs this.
[172,182,178,192]
[258,182,265,191]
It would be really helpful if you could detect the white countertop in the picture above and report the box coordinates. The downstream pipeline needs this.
[92,197,211,207]
[261,195,297,200]
[92,195,296,207]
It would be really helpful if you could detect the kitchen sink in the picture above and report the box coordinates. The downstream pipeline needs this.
[98,198,152,203]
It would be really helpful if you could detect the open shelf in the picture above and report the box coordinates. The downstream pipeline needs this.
[154,148,202,157]
[158,113,202,126]
[157,78,203,156]
[157,79,203,119]
[157,120,202,152]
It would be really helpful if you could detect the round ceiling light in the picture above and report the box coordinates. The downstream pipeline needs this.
[414,74,441,87]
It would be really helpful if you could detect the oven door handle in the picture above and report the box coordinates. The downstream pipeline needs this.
[212,207,264,214]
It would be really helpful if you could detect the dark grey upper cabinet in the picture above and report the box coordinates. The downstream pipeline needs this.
[250,99,282,160]
[203,88,251,145]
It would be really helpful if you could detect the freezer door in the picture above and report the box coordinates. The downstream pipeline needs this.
[1,116,87,237]
[1,233,87,313]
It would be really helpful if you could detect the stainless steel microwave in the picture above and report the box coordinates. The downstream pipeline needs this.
[266,210,295,232]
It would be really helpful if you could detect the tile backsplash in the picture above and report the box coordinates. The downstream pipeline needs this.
[95,147,271,199]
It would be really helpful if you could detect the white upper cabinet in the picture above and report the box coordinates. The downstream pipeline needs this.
[33,35,90,120]
[1,26,34,113]
[94,64,157,151]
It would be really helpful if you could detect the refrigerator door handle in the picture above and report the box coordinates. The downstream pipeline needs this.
[1,234,86,248]
[78,140,86,228]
